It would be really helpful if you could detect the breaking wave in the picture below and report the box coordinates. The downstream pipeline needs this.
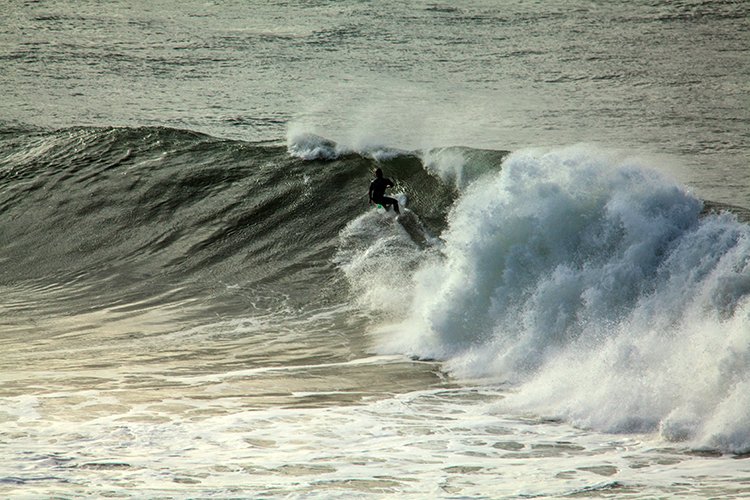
[339,145,750,454]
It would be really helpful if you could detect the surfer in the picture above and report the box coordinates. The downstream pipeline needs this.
[368,168,400,214]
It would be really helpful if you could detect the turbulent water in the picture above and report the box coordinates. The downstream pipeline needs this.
[2,1,750,498]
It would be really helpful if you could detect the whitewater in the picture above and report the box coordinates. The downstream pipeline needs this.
[2,0,750,498]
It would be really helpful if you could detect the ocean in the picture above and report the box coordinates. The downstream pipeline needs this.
[2,0,749,498]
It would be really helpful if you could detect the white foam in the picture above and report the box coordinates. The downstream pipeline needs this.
[286,122,409,162]
[4,384,748,498]
[0,395,41,422]
[335,206,423,316]
[346,145,750,452]
[286,127,345,160]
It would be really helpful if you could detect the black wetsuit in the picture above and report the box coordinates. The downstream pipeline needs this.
[369,177,400,214]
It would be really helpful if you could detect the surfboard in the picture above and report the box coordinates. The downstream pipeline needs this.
[396,210,431,248]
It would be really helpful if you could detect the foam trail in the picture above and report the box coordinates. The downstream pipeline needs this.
[335,204,424,316]
[347,145,750,452]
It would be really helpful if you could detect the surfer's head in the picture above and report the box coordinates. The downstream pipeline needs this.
[374,168,383,178]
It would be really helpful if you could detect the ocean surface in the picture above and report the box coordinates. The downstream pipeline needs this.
[2,0,749,498]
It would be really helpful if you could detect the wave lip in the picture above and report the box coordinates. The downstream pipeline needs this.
[286,126,412,162]
[286,131,343,160]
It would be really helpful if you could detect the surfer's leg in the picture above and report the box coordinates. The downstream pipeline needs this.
[380,196,399,214]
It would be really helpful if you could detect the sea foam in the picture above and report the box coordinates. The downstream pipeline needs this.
[344,145,750,452]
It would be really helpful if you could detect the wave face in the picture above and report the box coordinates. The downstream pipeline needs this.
[0,127,332,316]
[0,126,457,319]
[340,145,750,453]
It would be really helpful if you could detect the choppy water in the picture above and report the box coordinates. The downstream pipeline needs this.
[2,1,749,498]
